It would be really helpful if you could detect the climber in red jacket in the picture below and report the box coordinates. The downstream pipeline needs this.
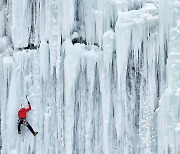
[18,99,38,136]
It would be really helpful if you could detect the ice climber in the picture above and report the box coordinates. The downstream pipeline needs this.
[17,98,38,136]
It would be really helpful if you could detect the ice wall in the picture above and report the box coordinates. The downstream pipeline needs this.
[158,0,180,153]
[115,4,159,153]
[0,0,178,154]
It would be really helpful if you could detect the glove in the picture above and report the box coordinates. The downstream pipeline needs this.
[28,101,30,105]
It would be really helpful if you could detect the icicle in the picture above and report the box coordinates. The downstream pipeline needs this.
[40,41,50,82]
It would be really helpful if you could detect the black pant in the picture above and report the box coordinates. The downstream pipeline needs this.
[18,119,35,134]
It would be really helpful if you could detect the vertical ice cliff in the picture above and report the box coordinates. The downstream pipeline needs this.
[115,3,159,153]
[158,0,180,153]
[0,0,179,154]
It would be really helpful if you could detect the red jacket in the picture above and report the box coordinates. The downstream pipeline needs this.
[18,104,31,119]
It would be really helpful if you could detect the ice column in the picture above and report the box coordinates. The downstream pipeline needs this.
[115,4,159,153]
[158,0,180,153]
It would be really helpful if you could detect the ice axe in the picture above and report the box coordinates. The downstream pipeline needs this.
[26,95,30,105]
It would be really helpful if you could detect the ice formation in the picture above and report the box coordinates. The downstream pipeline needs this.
[0,0,179,153]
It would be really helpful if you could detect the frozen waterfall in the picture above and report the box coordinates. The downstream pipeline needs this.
[0,0,180,153]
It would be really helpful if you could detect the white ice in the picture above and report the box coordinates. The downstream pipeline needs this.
[0,0,180,154]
